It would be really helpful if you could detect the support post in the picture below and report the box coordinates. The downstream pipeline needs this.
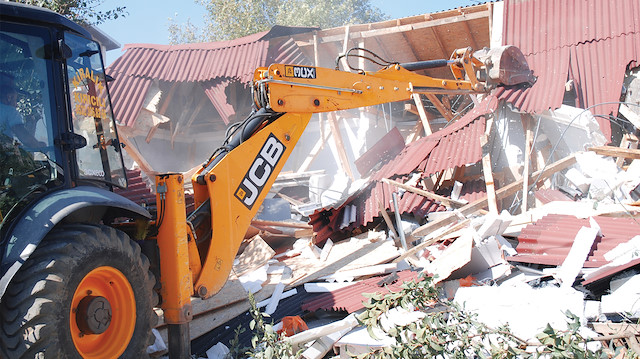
[155,173,193,357]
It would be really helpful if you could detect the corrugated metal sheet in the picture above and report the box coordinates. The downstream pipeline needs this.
[495,0,640,141]
[582,258,640,286]
[107,75,152,128]
[310,97,498,244]
[421,113,486,176]
[107,26,314,128]
[508,214,640,267]
[534,189,574,204]
[301,270,419,313]
[109,31,270,82]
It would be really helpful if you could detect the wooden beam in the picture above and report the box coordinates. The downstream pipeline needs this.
[588,146,640,160]
[412,154,577,236]
[465,154,577,216]
[425,93,454,121]
[401,32,420,62]
[412,94,433,136]
[328,113,355,180]
[397,218,472,263]
[182,95,208,131]
[462,20,479,50]
[481,149,498,213]
[405,118,424,144]
[251,219,312,230]
[430,27,449,59]
[297,130,330,173]
[158,82,179,116]
[481,117,498,213]
[521,114,534,213]
[313,33,319,66]
[378,199,399,238]
[340,25,351,71]
[296,10,490,46]
[382,178,466,208]
[116,129,155,174]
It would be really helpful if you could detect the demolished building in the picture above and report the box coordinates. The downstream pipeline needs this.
[105,0,640,357]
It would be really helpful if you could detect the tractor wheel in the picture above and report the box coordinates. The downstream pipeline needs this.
[0,224,157,358]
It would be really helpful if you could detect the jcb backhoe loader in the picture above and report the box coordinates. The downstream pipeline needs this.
[0,2,533,357]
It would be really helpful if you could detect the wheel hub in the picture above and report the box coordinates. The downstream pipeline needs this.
[76,295,112,335]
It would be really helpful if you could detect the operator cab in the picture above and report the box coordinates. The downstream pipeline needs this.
[0,3,127,226]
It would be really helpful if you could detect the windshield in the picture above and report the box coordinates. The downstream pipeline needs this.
[0,22,59,222]
[65,32,127,188]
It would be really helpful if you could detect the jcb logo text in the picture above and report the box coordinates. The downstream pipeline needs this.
[235,134,285,209]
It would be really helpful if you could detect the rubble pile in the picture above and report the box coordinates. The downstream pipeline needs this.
[142,98,640,357]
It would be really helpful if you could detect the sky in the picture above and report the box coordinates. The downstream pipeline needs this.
[96,0,479,64]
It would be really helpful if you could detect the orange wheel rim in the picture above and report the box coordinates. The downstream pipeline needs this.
[70,266,136,358]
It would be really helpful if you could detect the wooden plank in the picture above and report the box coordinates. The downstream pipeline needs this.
[412,154,577,237]
[378,199,399,238]
[399,218,471,262]
[285,239,399,288]
[154,275,246,327]
[298,10,490,46]
[412,93,433,136]
[619,103,640,130]
[156,282,278,347]
[251,219,312,229]
[328,113,355,180]
[382,178,467,208]
[481,117,498,213]
[405,118,424,143]
[481,144,498,213]
[117,132,156,175]
[461,154,577,216]
[521,114,533,213]
[233,235,275,277]
[340,25,351,71]
[588,146,640,160]
[297,133,330,173]
[615,134,638,167]
[425,93,454,121]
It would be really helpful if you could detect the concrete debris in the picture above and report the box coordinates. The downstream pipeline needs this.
[205,342,230,359]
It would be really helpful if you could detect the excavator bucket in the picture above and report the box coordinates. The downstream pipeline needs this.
[474,45,535,87]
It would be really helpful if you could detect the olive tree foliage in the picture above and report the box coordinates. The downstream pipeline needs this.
[9,0,127,25]
[168,0,388,44]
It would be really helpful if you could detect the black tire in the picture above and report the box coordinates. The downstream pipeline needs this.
[0,224,157,358]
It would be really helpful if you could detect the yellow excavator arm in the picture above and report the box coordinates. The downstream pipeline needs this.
[154,45,533,356]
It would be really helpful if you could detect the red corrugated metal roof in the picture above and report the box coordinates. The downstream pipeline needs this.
[301,270,419,313]
[495,0,640,141]
[107,26,314,128]
[310,97,499,244]
[109,31,271,82]
[509,214,640,267]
